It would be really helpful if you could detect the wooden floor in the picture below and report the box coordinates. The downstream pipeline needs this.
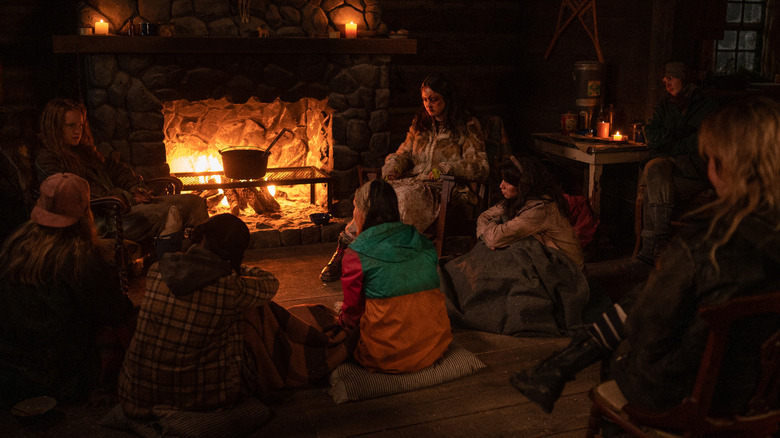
[2,242,616,438]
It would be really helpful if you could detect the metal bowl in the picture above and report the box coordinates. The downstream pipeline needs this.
[309,212,332,226]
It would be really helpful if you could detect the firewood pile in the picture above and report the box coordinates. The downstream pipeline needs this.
[191,183,280,216]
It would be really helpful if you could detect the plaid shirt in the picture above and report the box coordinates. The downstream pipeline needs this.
[118,255,278,417]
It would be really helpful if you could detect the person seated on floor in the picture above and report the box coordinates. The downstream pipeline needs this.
[338,179,453,373]
[0,173,135,407]
[119,211,357,420]
[34,98,209,254]
[320,73,489,281]
[628,61,718,277]
[509,96,780,420]
[439,155,590,337]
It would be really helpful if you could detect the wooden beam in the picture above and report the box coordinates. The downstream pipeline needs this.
[52,35,417,55]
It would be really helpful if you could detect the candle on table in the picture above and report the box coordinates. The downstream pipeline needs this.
[345,22,357,38]
[94,20,109,35]
[612,132,623,141]
[596,121,610,139]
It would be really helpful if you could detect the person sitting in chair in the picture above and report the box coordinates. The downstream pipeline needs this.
[509,97,780,423]
[0,173,135,405]
[628,61,718,276]
[320,73,489,282]
[34,98,209,253]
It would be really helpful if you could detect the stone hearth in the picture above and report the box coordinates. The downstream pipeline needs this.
[71,0,405,221]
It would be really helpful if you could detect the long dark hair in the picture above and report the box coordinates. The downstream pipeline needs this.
[411,73,471,138]
[360,179,401,232]
[500,156,569,219]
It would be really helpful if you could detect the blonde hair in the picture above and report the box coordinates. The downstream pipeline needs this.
[38,98,101,175]
[696,96,780,264]
[0,211,98,285]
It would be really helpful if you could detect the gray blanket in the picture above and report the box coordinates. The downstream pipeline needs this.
[439,237,589,337]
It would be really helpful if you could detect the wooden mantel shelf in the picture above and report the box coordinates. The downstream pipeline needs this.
[52,35,416,55]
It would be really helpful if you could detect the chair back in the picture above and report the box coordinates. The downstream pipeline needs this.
[479,114,512,209]
[624,290,780,437]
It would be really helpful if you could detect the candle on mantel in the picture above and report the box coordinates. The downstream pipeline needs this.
[612,132,623,141]
[94,19,109,35]
[345,22,357,38]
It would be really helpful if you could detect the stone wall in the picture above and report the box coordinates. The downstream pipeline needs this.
[77,0,392,216]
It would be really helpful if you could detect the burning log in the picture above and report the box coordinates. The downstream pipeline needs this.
[200,189,220,198]
[224,189,246,216]
[205,192,225,209]
[242,186,280,213]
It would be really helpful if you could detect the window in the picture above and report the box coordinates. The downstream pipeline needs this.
[714,0,766,75]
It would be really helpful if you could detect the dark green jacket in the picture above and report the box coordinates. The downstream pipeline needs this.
[644,90,718,157]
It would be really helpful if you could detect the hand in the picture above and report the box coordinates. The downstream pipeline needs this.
[132,187,152,204]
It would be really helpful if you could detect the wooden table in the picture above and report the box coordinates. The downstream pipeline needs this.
[531,133,648,217]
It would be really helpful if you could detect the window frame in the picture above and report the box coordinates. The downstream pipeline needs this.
[713,0,767,75]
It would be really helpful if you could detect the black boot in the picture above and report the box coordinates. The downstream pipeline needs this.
[509,330,608,413]
[319,236,349,282]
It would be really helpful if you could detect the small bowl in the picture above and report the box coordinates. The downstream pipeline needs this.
[12,396,57,422]
[310,212,332,226]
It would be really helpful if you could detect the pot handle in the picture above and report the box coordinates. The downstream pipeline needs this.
[264,128,291,154]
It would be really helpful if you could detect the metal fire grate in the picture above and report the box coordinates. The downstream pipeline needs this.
[171,166,331,209]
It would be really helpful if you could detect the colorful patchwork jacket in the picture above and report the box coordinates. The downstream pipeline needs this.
[339,222,453,373]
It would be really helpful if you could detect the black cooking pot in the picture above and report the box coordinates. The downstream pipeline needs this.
[219,147,270,180]
[218,128,290,180]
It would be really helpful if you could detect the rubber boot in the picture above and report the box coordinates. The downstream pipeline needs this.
[319,236,349,282]
[634,230,656,266]
[509,330,608,413]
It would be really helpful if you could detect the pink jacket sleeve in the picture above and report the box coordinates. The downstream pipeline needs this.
[338,249,365,329]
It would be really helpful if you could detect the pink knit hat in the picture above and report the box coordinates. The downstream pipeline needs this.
[31,173,90,228]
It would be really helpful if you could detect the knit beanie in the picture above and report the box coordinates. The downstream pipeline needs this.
[664,62,690,81]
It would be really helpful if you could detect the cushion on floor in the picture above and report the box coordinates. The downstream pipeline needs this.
[328,342,486,404]
[99,397,272,438]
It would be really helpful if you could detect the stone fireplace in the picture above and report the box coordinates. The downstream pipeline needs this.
[63,0,413,232]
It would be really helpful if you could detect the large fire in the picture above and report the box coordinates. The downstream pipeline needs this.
[162,96,334,214]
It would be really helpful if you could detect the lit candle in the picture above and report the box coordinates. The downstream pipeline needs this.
[345,22,357,38]
[95,19,109,35]
[612,132,623,141]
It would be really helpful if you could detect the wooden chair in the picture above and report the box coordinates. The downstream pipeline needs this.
[586,291,780,437]
[356,169,487,256]
[632,182,717,258]
[357,115,510,256]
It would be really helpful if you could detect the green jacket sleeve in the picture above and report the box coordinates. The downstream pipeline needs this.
[645,93,718,156]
